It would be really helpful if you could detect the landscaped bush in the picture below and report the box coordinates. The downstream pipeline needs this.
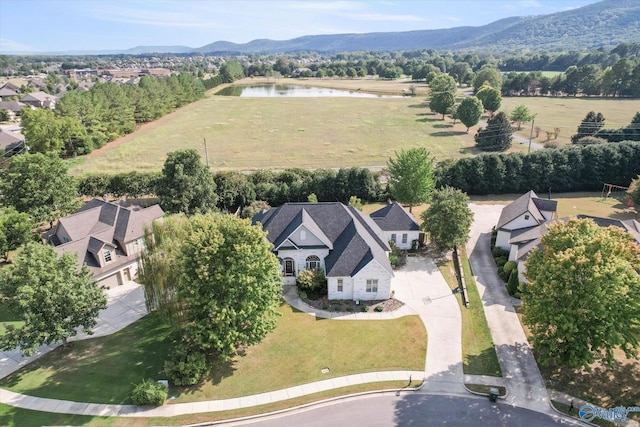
[361,305,369,312]
[296,268,327,293]
[164,346,210,386]
[130,378,168,406]
[298,290,307,300]
[375,305,384,312]
[507,269,521,298]
[492,247,509,258]
[503,261,516,274]
[389,253,400,267]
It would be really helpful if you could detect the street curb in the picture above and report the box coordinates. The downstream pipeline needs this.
[548,400,598,427]
[462,383,508,401]
[185,381,425,426]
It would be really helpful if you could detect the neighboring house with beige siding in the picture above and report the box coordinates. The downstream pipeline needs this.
[46,198,163,288]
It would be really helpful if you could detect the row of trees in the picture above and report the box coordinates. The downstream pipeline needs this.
[572,111,640,143]
[21,74,205,157]
[502,59,640,98]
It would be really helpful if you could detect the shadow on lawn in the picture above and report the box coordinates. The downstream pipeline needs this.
[464,347,503,377]
[539,358,640,411]
[431,131,468,137]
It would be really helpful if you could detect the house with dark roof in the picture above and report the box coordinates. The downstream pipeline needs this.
[0,101,30,120]
[0,128,25,156]
[20,91,57,109]
[498,192,640,283]
[0,87,18,100]
[253,202,393,301]
[47,199,164,288]
[370,202,420,250]
[495,190,557,251]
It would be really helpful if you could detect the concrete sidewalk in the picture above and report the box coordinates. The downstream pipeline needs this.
[466,203,551,414]
[0,281,147,380]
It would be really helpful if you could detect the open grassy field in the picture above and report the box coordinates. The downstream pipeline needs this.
[501,96,640,146]
[1,304,425,405]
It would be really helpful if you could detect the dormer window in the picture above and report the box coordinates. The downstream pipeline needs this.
[103,249,113,263]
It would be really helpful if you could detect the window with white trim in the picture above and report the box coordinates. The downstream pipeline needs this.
[306,255,320,270]
[337,279,343,292]
[402,234,408,244]
[366,279,378,293]
[390,233,397,243]
[103,249,113,263]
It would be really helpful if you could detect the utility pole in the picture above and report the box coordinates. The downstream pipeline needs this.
[528,119,535,155]
[203,137,209,168]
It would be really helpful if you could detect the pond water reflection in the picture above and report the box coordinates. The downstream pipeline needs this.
[215,84,403,98]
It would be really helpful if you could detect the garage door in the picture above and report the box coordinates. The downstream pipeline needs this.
[100,272,122,289]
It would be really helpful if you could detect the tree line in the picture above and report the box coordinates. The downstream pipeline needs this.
[20,74,205,157]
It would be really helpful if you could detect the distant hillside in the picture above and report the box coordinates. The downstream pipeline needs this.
[192,0,639,54]
[122,45,192,55]
[12,0,638,56]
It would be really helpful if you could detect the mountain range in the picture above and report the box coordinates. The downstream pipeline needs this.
[15,0,640,56]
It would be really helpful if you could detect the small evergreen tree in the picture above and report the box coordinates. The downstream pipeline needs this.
[475,112,513,151]
[571,111,605,143]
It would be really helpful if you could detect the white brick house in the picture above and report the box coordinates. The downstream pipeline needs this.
[253,202,393,301]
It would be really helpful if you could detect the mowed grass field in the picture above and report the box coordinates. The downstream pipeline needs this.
[502,96,640,146]
[68,78,470,175]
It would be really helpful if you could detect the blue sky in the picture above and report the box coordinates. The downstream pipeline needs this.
[1,0,601,53]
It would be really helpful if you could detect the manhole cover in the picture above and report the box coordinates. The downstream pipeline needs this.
[422,297,432,305]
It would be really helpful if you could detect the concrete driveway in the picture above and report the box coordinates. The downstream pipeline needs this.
[392,256,466,395]
[466,203,551,414]
[0,281,147,380]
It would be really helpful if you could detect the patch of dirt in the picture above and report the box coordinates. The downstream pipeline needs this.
[301,295,404,313]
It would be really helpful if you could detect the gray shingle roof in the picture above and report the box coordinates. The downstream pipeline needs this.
[50,198,163,275]
[497,190,557,229]
[369,202,420,231]
[254,202,392,277]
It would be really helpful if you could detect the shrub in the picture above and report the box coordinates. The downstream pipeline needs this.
[374,305,384,312]
[164,346,209,386]
[322,303,330,310]
[492,247,509,258]
[361,305,369,312]
[298,290,307,300]
[389,253,400,267]
[130,379,168,406]
[503,261,516,274]
[495,257,508,268]
[296,268,327,292]
[347,306,354,312]
[574,136,608,145]
[507,269,520,298]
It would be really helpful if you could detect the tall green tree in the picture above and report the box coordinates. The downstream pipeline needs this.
[509,105,535,130]
[0,153,80,225]
[473,65,502,93]
[20,108,64,154]
[156,149,218,215]
[387,148,435,213]
[475,112,512,152]
[0,243,107,356]
[457,96,484,132]
[220,61,245,83]
[429,74,457,120]
[523,218,640,369]
[420,186,473,251]
[475,84,502,116]
[0,207,34,261]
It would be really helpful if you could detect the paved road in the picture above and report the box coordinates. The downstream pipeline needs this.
[222,394,584,427]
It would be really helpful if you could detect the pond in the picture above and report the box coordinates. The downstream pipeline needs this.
[215,84,404,98]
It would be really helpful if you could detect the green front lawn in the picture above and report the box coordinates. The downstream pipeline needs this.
[0,303,24,338]
[1,303,426,405]
[438,248,502,377]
